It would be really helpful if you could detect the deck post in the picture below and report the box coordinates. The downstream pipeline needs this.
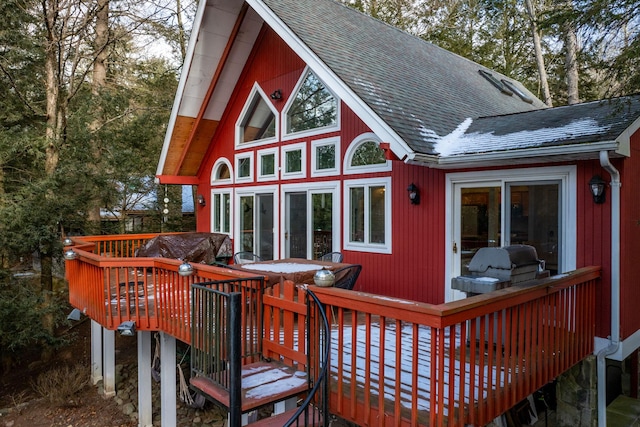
[90,320,103,385]
[228,292,242,427]
[103,328,116,397]
[160,331,177,427]
[138,330,153,427]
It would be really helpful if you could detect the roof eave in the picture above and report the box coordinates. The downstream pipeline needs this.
[410,141,624,169]
[156,0,209,178]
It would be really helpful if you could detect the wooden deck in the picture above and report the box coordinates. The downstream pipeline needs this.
[64,233,599,427]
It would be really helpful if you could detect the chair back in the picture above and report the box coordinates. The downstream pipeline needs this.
[233,251,263,264]
[320,251,344,263]
[332,264,362,290]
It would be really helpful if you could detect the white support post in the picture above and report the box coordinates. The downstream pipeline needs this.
[90,320,103,385]
[103,328,116,397]
[274,398,297,414]
[138,331,153,427]
[160,332,177,427]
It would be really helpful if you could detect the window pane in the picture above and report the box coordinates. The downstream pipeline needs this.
[369,186,385,244]
[509,183,560,274]
[217,164,230,180]
[287,72,337,133]
[213,194,221,232]
[285,150,302,173]
[261,153,275,176]
[350,187,365,242]
[316,144,335,170]
[312,193,333,258]
[351,141,386,166]
[238,157,251,178]
[222,193,230,233]
[242,95,275,142]
[240,196,254,252]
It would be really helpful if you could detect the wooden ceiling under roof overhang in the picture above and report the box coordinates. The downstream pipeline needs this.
[158,1,255,180]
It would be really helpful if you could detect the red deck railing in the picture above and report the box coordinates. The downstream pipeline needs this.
[64,234,599,426]
[311,267,599,426]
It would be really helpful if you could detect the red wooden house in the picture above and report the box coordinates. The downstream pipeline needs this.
[65,0,640,425]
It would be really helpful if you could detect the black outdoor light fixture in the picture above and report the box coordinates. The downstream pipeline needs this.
[197,194,206,207]
[589,175,607,204]
[407,183,420,205]
[270,89,282,100]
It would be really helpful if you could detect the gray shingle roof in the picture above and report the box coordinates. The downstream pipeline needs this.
[436,95,640,157]
[261,0,546,156]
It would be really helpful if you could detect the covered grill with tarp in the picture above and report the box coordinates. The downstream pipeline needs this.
[135,232,232,264]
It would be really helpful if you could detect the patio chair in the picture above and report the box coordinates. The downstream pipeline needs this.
[333,264,362,290]
[320,251,344,263]
[233,251,263,264]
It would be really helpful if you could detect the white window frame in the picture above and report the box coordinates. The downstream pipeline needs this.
[235,152,254,183]
[280,181,341,260]
[444,165,577,301]
[282,67,341,141]
[311,136,340,177]
[235,83,279,149]
[344,132,392,175]
[210,158,234,186]
[257,147,279,182]
[343,176,392,254]
[210,189,233,235]
[234,185,280,257]
[281,142,306,180]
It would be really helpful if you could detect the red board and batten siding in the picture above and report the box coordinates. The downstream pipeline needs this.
[192,26,451,304]
[620,129,640,340]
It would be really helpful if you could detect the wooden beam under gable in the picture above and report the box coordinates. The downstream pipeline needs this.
[171,3,250,176]
[163,116,218,177]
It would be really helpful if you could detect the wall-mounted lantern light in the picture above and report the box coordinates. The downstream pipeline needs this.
[407,183,420,205]
[270,89,282,100]
[197,194,206,207]
[589,175,606,204]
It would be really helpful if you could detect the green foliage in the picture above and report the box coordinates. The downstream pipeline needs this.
[0,277,66,361]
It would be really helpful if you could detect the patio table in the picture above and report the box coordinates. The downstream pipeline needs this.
[236,258,350,285]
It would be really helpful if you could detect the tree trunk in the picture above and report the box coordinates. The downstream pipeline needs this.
[563,5,580,104]
[86,0,110,232]
[524,0,553,107]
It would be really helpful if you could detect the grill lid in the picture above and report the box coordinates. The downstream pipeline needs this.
[467,244,540,274]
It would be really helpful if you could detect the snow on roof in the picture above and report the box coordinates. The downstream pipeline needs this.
[435,117,611,157]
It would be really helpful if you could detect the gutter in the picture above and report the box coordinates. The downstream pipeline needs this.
[596,150,621,427]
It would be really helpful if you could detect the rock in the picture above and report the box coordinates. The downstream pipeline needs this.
[122,402,136,415]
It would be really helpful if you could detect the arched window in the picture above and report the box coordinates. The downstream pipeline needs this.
[344,133,391,175]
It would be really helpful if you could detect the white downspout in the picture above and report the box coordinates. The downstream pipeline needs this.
[596,150,621,427]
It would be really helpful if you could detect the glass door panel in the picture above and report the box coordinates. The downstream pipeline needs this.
[460,187,501,275]
[507,183,560,274]
[256,194,274,260]
[239,195,254,253]
[285,193,307,258]
[312,193,333,259]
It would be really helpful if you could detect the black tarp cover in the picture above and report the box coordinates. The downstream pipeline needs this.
[135,232,232,264]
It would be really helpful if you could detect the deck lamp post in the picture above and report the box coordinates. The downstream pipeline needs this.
[64,249,77,260]
[589,175,607,204]
[178,260,194,276]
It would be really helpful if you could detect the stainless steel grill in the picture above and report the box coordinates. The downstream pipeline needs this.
[452,244,544,296]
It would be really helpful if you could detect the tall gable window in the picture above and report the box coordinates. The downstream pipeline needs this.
[236,84,278,147]
[285,69,338,137]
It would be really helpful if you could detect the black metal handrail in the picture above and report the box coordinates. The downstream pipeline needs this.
[283,287,330,427]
